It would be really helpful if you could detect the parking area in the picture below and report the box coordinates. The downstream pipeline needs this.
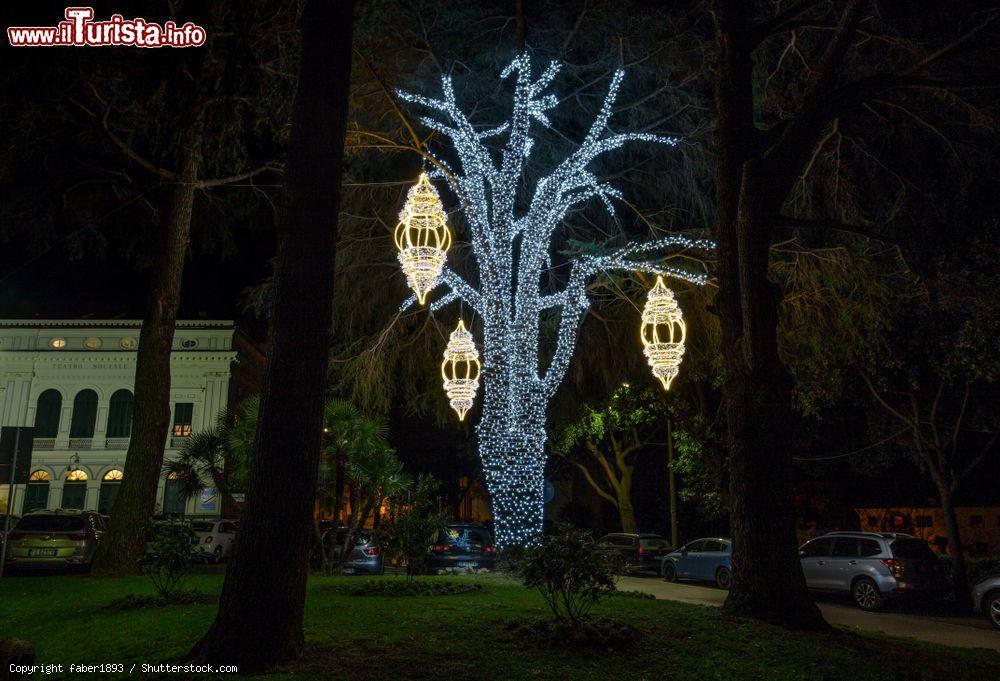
[617,574,1000,652]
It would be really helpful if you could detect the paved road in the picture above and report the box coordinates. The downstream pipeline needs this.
[617,575,1000,652]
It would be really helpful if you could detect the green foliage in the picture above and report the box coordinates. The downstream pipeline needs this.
[552,384,661,456]
[165,396,259,508]
[380,476,448,580]
[518,526,617,623]
[670,416,727,519]
[143,519,199,600]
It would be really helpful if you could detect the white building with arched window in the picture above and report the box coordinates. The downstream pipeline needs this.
[0,320,236,517]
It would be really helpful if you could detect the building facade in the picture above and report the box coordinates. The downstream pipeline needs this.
[856,506,1000,557]
[0,319,236,517]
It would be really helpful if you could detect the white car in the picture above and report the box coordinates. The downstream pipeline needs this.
[191,519,239,563]
[972,574,1000,630]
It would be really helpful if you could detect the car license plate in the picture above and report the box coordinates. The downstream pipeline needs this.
[341,567,355,574]
[458,561,478,568]
[28,549,57,557]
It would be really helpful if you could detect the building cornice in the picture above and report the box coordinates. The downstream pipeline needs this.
[0,319,233,329]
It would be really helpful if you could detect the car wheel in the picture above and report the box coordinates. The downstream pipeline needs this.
[715,566,732,590]
[662,561,677,582]
[987,591,1000,631]
[852,577,883,611]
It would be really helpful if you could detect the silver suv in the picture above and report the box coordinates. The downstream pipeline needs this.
[971,575,1000,630]
[799,531,948,611]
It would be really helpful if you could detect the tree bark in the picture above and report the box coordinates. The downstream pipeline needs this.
[711,0,825,628]
[667,419,678,547]
[91,122,203,576]
[189,0,355,671]
[937,486,970,608]
[617,487,638,534]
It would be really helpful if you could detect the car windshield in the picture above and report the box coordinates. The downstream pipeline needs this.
[191,521,215,532]
[639,537,670,548]
[890,538,937,561]
[16,515,85,532]
[441,527,491,545]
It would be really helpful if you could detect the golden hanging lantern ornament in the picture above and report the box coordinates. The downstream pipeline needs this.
[441,319,481,420]
[394,172,452,305]
[640,276,686,390]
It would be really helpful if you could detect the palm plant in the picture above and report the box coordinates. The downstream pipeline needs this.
[164,396,259,513]
[336,447,409,569]
[321,400,389,525]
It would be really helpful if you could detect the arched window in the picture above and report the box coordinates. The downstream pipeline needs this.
[99,469,124,514]
[69,389,98,438]
[106,389,134,438]
[24,470,51,512]
[34,389,62,438]
[62,469,88,510]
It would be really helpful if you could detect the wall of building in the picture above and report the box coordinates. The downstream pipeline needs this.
[0,320,236,517]
[855,506,1000,556]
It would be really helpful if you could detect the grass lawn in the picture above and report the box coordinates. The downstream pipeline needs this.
[2,573,998,680]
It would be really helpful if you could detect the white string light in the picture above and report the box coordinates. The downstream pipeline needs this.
[395,55,714,547]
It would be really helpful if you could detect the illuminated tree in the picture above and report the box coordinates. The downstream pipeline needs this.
[395,55,713,547]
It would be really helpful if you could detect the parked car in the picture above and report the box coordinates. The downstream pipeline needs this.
[798,531,948,611]
[661,538,733,588]
[971,574,1000,630]
[598,533,673,574]
[191,519,239,563]
[3,509,105,572]
[426,523,496,573]
[321,527,384,575]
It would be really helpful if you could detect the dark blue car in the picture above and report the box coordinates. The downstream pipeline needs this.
[661,537,733,589]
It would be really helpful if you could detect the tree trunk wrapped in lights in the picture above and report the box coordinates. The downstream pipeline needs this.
[640,276,686,390]
[394,172,452,304]
[395,55,714,547]
[441,319,481,420]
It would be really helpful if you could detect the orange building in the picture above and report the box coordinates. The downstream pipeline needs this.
[855,506,1000,556]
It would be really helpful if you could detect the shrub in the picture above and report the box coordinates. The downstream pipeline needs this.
[380,476,448,580]
[143,518,199,600]
[518,526,617,623]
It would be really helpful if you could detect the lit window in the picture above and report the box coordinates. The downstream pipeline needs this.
[172,403,194,437]
[29,470,51,481]
[120,337,137,350]
[84,337,102,350]
[50,338,67,349]
[66,469,88,482]
[102,469,124,481]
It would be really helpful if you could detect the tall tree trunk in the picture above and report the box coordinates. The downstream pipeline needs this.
[938,486,970,608]
[711,0,824,628]
[332,450,346,523]
[667,419,678,547]
[477,419,546,547]
[617,490,638,534]
[189,0,355,671]
[91,123,202,576]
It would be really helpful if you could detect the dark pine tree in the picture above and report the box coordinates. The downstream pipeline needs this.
[189,0,356,671]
